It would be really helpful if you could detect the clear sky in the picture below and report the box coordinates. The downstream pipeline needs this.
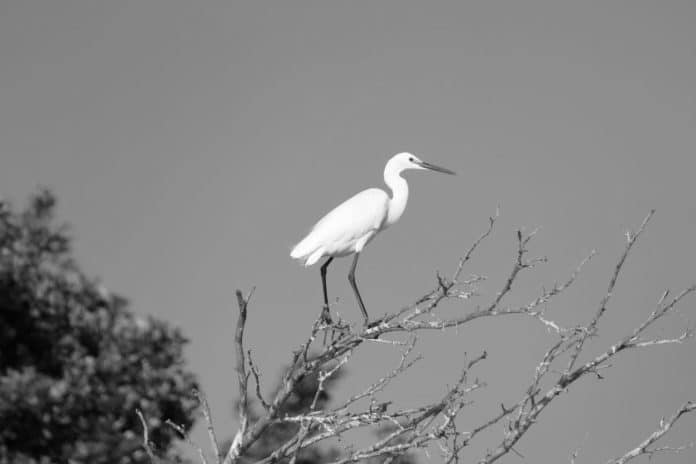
[2,1,695,462]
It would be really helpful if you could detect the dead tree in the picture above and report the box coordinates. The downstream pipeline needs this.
[141,210,695,464]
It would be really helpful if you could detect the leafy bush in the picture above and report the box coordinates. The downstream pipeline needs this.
[0,190,199,463]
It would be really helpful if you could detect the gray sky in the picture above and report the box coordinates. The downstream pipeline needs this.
[2,1,695,462]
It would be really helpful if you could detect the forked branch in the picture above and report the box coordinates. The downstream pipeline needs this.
[141,211,694,464]
[608,401,696,464]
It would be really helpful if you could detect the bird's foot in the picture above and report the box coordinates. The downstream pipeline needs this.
[318,309,352,345]
[320,306,333,325]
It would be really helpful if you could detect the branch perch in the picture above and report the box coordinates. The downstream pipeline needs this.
[140,212,695,464]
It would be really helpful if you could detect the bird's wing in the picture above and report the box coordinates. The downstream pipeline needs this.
[291,188,389,261]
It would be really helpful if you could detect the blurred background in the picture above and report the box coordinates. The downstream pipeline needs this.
[1,1,695,462]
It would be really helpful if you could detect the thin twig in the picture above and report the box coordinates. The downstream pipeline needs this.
[136,409,160,463]
[452,207,499,282]
[607,401,696,464]
[567,210,655,372]
[247,350,271,412]
[194,388,222,464]
[166,419,208,464]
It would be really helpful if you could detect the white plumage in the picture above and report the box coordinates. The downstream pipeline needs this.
[290,152,455,325]
[290,188,388,266]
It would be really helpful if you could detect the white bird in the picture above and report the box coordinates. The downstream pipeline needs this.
[290,152,456,326]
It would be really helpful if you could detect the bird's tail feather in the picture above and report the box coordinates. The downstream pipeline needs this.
[290,239,311,260]
[303,247,325,267]
[290,233,322,266]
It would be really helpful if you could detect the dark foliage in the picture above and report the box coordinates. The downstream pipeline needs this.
[0,190,199,464]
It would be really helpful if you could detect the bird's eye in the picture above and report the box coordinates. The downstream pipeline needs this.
[409,157,414,162]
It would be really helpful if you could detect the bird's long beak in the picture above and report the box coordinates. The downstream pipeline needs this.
[418,160,456,175]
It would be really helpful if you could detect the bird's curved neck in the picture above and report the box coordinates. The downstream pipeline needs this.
[384,169,408,227]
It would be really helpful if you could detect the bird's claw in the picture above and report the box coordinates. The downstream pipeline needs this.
[320,306,333,325]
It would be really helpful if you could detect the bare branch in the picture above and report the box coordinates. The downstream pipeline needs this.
[201,211,694,464]
[596,210,655,325]
[289,353,352,464]
[247,350,270,412]
[566,210,655,372]
[607,401,696,464]
[194,388,222,464]
[340,336,420,409]
[487,228,539,313]
[166,419,208,464]
[136,409,161,463]
[452,207,499,282]
[223,289,253,464]
[473,213,694,464]
[476,282,694,464]
[522,250,596,334]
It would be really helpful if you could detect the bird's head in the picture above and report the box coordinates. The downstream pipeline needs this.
[389,152,456,176]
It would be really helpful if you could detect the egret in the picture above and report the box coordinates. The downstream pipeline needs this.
[290,152,456,326]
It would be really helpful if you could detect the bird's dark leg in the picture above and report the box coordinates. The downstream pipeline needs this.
[348,253,370,326]
[319,257,334,324]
